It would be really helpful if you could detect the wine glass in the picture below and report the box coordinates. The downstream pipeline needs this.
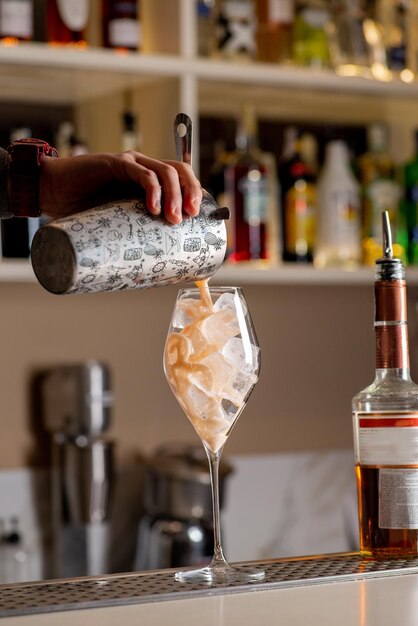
[164,284,264,584]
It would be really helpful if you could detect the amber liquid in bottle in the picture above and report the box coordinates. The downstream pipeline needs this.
[46,0,89,46]
[255,0,294,63]
[353,216,418,558]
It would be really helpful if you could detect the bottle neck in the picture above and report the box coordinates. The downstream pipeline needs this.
[374,279,410,371]
[236,104,258,155]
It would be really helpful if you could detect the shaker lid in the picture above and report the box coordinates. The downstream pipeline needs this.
[146,442,233,484]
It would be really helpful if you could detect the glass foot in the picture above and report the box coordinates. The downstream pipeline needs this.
[175,561,265,585]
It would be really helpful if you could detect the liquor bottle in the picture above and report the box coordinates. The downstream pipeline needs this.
[279,128,316,263]
[400,130,418,265]
[255,0,294,64]
[213,0,256,61]
[102,0,140,52]
[406,0,418,77]
[353,212,418,558]
[46,0,90,46]
[327,0,373,77]
[375,0,408,75]
[359,122,405,266]
[0,0,33,42]
[0,518,29,584]
[121,91,141,152]
[314,140,361,268]
[1,126,41,259]
[292,0,330,68]
[197,0,215,57]
[224,104,279,264]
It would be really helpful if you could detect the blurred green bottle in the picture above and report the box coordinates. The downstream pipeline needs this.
[401,130,418,264]
[359,122,406,266]
[292,0,331,68]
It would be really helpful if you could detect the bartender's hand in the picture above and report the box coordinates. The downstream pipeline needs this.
[39,151,202,224]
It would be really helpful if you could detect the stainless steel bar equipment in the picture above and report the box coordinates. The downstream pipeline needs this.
[40,361,114,578]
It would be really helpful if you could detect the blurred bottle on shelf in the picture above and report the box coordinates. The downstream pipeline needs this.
[292,0,331,68]
[299,132,319,174]
[102,0,140,51]
[46,0,90,46]
[206,138,232,206]
[197,0,215,56]
[1,126,42,259]
[0,518,30,584]
[255,0,294,64]
[213,0,256,61]
[0,0,33,42]
[224,103,280,264]
[406,0,418,77]
[400,130,418,265]
[359,122,405,265]
[327,0,387,79]
[279,127,317,263]
[55,120,88,157]
[314,139,361,268]
[121,90,141,151]
[374,0,408,77]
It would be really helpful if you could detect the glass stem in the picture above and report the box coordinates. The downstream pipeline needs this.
[206,448,228,567]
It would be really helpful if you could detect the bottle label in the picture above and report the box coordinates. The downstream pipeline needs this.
[298,7,328,29]
[109,18,140,48]
[353,412,418,465]
[0,0,32,38]
[379,469,418,529]
[284,183,316,255]
[239,171,268,224]
[267,0,294,23]
[56,0,89,32]
[216,1,256,55]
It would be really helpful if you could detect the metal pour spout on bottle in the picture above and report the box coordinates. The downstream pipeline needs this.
[30,114,229,296]
[375,210,405,282]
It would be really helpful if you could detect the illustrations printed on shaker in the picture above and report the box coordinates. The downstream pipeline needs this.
[184,238,201,252]
[193,245,210,267]
[126,264,144,284]
[51,197,226,294]
[108,229,122,242]
[166,232,181,254]
[71,220,84,232]
[88,217,112,233]
[124,248,143,261]
[152,261,167,273]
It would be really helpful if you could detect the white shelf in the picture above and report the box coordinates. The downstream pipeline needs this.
[0,260,35,282]
[2,42,418,105]
[5,259,418,287]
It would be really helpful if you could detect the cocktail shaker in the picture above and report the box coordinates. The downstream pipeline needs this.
[30,114,229,295]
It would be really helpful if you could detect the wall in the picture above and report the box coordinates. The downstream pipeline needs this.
[0,279,397,469]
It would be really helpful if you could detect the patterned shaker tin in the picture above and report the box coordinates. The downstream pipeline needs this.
[31,194,228,295]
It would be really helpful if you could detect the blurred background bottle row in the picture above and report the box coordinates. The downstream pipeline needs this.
[1,1,417,84]
[202,105,418,269]
[199,0,417,82]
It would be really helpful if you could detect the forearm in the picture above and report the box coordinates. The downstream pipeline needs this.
[0,147,11,218]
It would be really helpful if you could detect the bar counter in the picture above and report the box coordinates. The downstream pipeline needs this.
[1,553,417,625]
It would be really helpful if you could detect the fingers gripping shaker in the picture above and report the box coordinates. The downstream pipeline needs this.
[30,114,229,295]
